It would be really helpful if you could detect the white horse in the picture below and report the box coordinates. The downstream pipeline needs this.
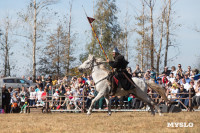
[78,54,168,116]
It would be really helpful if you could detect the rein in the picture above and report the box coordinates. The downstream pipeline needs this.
[94,76,108,85]
[89,58,109,85]
[89,58,104,72]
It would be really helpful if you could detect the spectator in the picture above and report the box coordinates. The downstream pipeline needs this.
[83,83,90,93]
[41,75,46,87]
[128,93,136,109]
[168,83,179,101]
[36,87,44,106]
[169,73,175,83]
[144,70,150,80]
[127,67,132,75]
[133,64,142,77]
[22,75,25,79]
[52,79,58,86]
[162,73,169,86]
[171,66,177,77]
[47,86,52,97]
[175,74,182,84]
[184,80,196,107]
[36,76,42,83]
[73,88,82,109]
[53,89,60,102]
[161,66,171,76]
[156,77,162,85]
[181,78,190,91]
[184,73,191,84]
[94,96,105,110]
[187,66,192,77]
[29,87,36,107]
[2,85,11,113]
[109,96,119,109]
[82,73,88,82]
[41,89,47,101]
[132,72,137,77]
[150,68,156,81]
[46,76,52,87]
[86,76,92,86]
[10,92,20,113]
[27,77,33,84]
[67,91,74,107]
[19,87,29,106]
[86,88,95,108]
[178,85,188,109]
[176,64,184,78]
[78,77,85,88]
[20,96,29,113]
[35,84,40,92]
[62,76,68,84]
[192,80,200,109]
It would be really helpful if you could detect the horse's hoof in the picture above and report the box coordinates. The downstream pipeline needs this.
[108,112,112,116]
[151,113,155,116]
[87,112,91,115]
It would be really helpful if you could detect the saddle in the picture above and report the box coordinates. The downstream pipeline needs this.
[107,71,135,95]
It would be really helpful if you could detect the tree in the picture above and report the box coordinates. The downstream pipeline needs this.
[123,1,132,61]
[66,0,76,76]
[156,0,167,74]
[38,1,76,77]
[38,24,66,76]
[162,0,180,68]
[17,0,59,81]
[86,0,124,60]
[144,0,155,69]
[135,0,151,71]
[0,16,15,77]
[164,0,171,67]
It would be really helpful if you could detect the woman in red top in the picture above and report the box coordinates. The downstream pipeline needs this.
[162,73,169,86]
[41,89,47,101]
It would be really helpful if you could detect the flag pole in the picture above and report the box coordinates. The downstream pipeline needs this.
[82,6,108,60]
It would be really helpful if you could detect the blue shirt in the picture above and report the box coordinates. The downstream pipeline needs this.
[185,78,191,84]
[35,88,40,93]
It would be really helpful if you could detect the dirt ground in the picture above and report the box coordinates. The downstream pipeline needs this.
[0,111,199,133]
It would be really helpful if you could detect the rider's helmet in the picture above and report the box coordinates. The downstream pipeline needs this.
[112,47,119,53]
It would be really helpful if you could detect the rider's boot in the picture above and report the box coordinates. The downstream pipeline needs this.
[109,78,117,96]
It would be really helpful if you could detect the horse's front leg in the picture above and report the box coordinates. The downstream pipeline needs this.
[105,95,111,116]
[87,93,103,115]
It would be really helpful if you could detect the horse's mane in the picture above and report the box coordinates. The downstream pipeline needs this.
[95,57,110,73]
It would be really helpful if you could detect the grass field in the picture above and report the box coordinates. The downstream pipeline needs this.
[0,111,199,133]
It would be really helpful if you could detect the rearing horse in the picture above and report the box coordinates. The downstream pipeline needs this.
[78,54,166,116]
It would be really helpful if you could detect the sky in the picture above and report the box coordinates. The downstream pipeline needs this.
[0,0,200,76]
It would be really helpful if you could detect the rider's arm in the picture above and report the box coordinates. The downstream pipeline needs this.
[109,61,118,68]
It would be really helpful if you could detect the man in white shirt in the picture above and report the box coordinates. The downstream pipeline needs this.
[181,78,190,91]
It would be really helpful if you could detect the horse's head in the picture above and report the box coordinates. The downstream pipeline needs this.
[78,54,95,72]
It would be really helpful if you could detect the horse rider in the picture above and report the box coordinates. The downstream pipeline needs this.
[106,47,134,95]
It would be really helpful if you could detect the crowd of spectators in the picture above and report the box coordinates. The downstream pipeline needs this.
[1,63,200,113]
[131,64,200,110]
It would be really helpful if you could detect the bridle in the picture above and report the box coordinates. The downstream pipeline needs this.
[83,57,108,85]
[87,57,103,72]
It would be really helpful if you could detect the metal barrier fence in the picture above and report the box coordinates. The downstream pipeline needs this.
[40,88,196,113]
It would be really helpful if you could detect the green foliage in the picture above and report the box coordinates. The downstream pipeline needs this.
[38,24,76,77]
[86,0,125,60]
[134,9,151,70]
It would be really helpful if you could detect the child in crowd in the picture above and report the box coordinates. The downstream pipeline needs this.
[20,96,29,113]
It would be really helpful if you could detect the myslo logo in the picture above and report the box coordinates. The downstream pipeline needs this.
[167,122,194,127]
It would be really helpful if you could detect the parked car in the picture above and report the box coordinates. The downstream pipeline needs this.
[0,77,37,89]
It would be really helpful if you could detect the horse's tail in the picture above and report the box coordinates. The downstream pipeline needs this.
[145,80,170,103]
